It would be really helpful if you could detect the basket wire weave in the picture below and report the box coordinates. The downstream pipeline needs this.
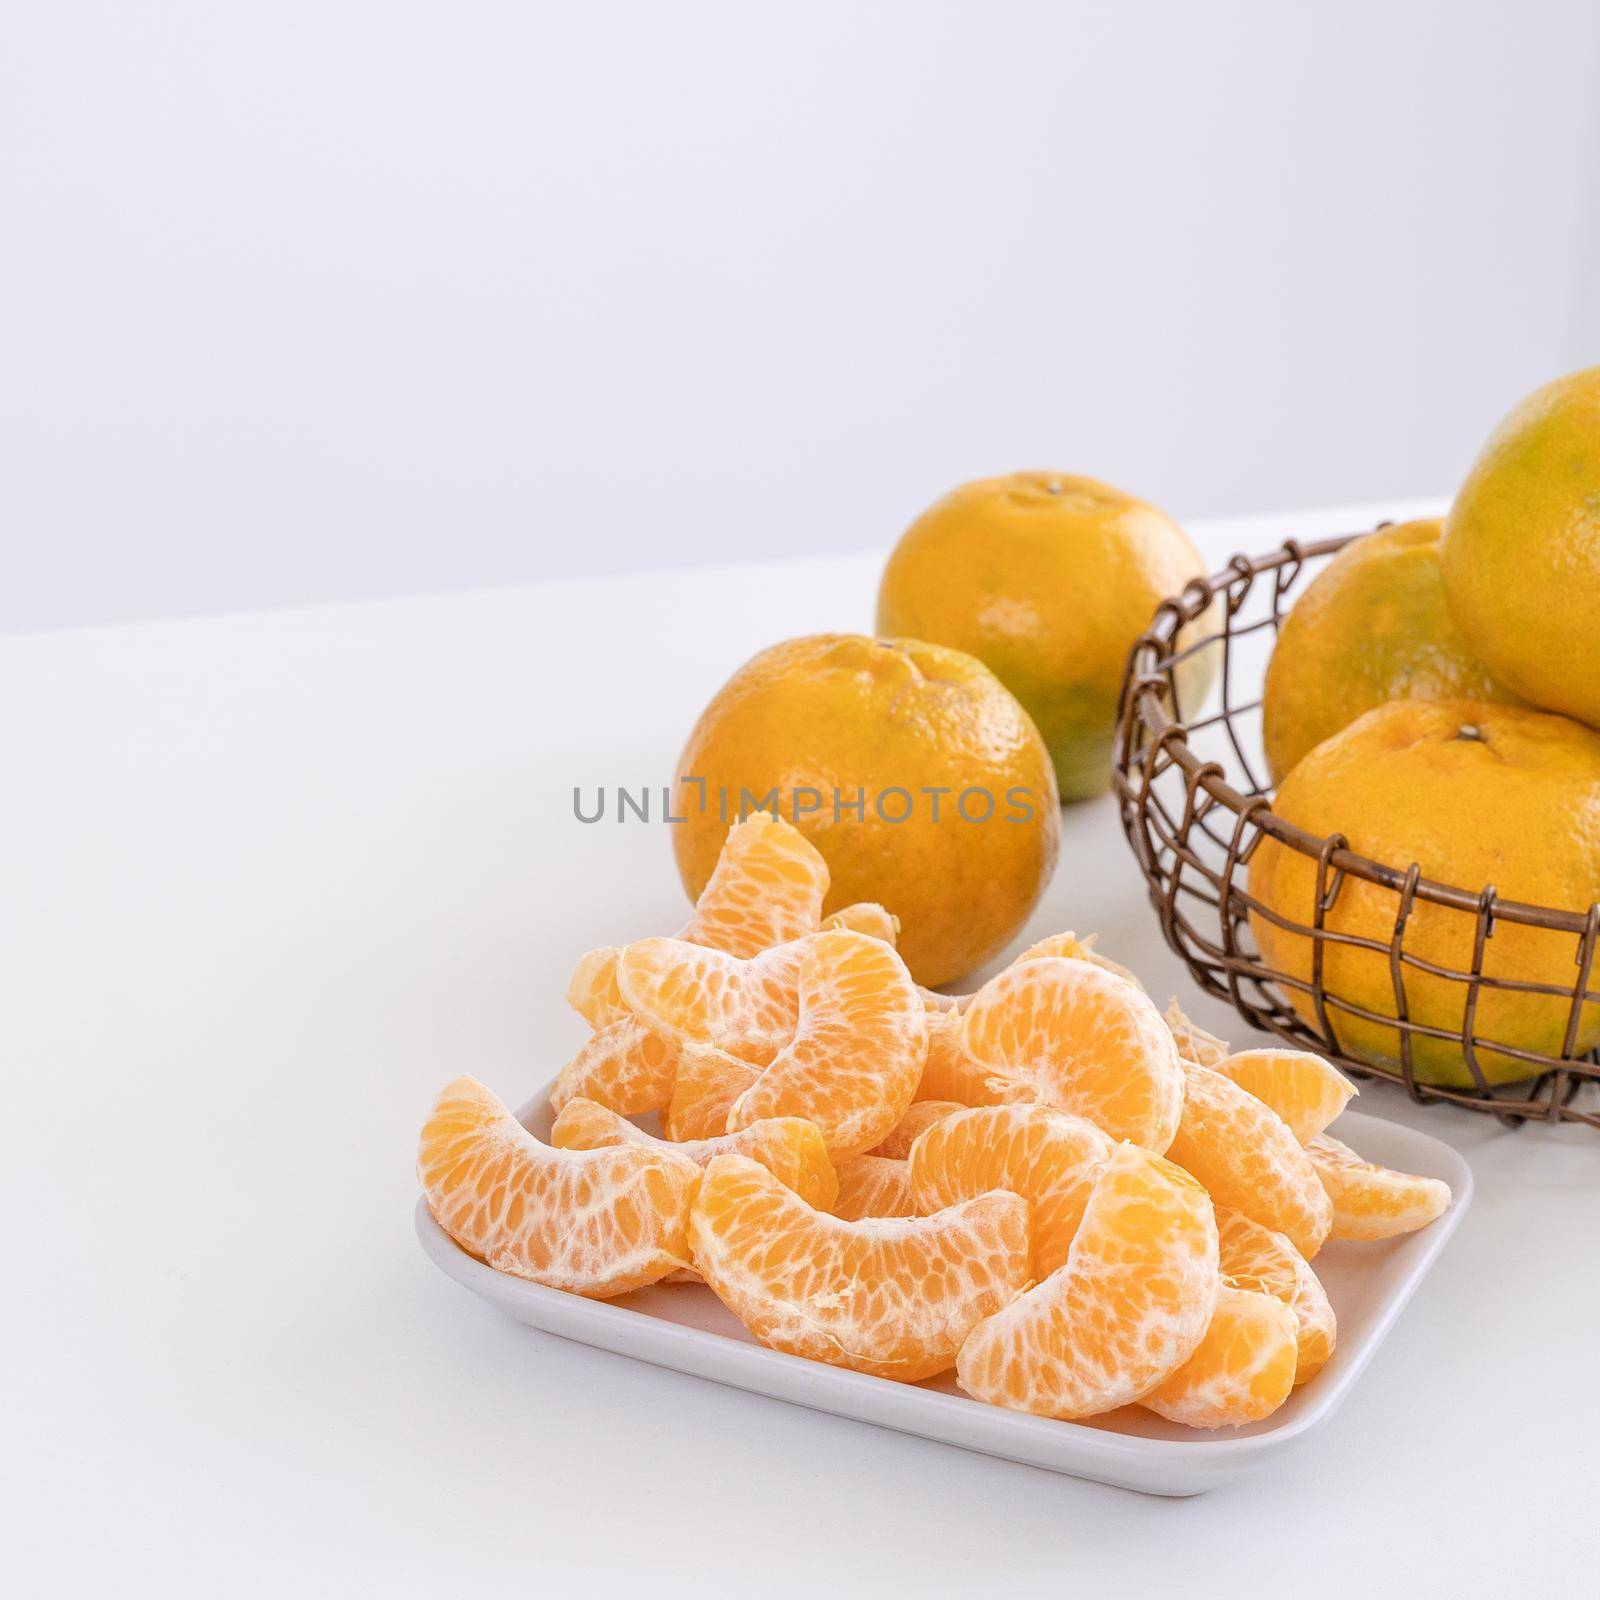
[1112,528,1600,1131]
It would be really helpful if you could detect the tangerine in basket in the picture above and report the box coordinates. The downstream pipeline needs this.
[1261,518,1517,784]
[1441,365,1600,729]
[1250,698,1600,1087]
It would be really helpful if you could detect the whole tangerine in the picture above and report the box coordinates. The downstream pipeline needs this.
[876,472,1218,801]
[1249,699,1600,1087]
[1441,366,1600,729]
[671,633,1060,988]
[1261,518,1518,784]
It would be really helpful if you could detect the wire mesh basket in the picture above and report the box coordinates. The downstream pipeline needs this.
[1112,528,1600,1130]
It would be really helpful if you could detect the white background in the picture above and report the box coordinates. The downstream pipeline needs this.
[4,0,1600,632]
[6,507,1597,1597]
[9,13,1600,1594]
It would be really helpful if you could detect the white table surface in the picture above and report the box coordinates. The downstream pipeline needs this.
[6,497,1595,1598]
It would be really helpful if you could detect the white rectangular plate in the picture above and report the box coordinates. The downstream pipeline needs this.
[415,1099,1471,1496]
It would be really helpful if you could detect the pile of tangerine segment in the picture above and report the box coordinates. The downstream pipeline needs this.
[419,814,1453,1430]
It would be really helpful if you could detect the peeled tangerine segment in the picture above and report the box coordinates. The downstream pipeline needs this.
[1011,930,1146,992]
[567,945,628,1029]
[562,812,828,1030]
[1163,999,1233,1069]
[1307,1135,1452,1241]
[1212,1047,1358,1144]
[908,1104,1111,1279]
[550,1097,838,1212]
[1143,1286,1299,1429]
[623,929,926,1157]
[957,1145,1220,1420]
[550,1014,681,1117]
[868,1100,965,1159]
[912,931,1139,1018]
[728,931,927,1157]
[822,902,899,944]
[418,1077,700,1298]
[917,984,969,1015]
[677,811,829,959]
[618,935,804,1063]
[831,1155,918,1220]
[691,1152,1029,1381]
[1165,1061,1333,1258]
[916,1006,1035,1107]
[662,1048,761,1141]
[1217,1208,1336,1384]
[959,957,1184,1150]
